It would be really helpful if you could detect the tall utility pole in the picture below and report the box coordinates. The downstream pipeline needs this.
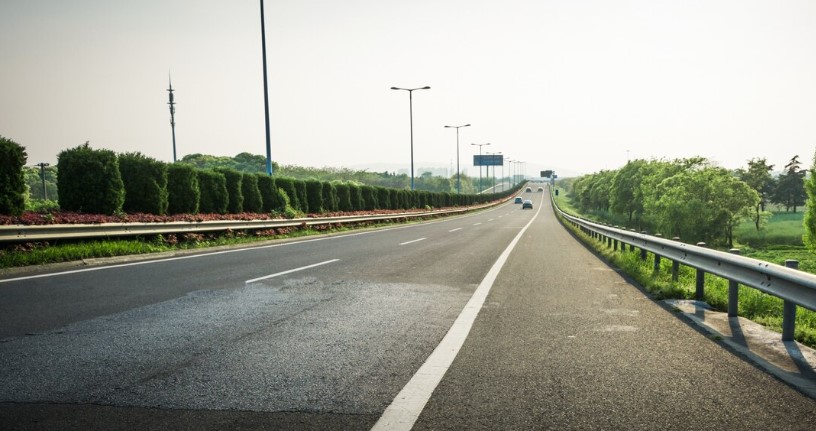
[260,0,273,175]
[444,123,470,194]
[167,75,177,162]
[391,86,431,190]
[35,162,50,200]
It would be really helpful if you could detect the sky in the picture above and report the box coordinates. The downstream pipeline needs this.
[1,0,815,179]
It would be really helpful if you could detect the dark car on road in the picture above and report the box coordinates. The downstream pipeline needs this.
[514,197,523,204]
[522,199,533,209]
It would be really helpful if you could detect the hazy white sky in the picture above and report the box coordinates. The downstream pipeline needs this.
[2,0,815,178]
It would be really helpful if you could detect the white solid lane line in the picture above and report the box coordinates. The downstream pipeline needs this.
[448,228,463,232]
[244,259,340,284]
[399,238,427,246]
[372,193,544,430]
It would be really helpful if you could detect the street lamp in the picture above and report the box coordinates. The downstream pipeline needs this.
[444,124,470,194]
[260,0,273,175]
[391,86,431,190]
[471,142,490,193]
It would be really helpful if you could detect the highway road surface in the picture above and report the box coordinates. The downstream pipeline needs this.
[1,189,815,430]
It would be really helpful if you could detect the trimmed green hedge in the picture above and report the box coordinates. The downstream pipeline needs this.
[0,136,27,216]
[305,180,324,213]
[274,177,299,212]
[198,169,228,214]
[361,185,377,211]
[334,183,352,212]
[294,180,308,213]
[119,152,168,215]
[257,174,283,213]
[242,173,263,213]
[167,163,199,214]
[216,168,244,213]
[57,142,124,215]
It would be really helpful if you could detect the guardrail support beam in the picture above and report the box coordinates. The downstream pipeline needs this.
[695,242,706,300]
[783,260,799,341]
[728,249,740,317]
[671,237,680,281]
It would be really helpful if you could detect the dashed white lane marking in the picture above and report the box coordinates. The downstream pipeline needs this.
[372,193,543,431]
[448,228,463,232]
[473,222,482,226]
[244,259,340,284]
[488,218,495,222]
[399,238,427,246]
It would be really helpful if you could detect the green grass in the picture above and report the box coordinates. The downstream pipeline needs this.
[558,211,816,349]
[734,211,805,247]
[0,222,381,269]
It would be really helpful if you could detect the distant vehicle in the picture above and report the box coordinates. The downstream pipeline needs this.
[537,187,544,192]
[514,197,523,204]
[522,199,533,209]
[525,187,532,192]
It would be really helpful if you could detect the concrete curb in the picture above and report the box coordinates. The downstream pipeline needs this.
[665,299,816,399]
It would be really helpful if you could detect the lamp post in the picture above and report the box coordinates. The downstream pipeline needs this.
[391,86,431,190]
[471,142,490,193]
[260,0,273,175]
[444,124,470,194]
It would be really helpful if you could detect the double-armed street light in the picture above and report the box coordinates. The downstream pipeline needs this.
[471,142,490,193]
[391,86,431,190]
[444,124,470,194]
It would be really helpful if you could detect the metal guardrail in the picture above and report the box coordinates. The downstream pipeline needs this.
[552,198,816,342]
[0,204,493,243]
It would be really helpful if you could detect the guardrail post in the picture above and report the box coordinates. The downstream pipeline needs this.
[671,237,680,281]
[728,249,740,317]
[695,242,706,300]
[783,260,799,341]
[653,234,662,274]
[613,238,618,251]
[639,231,648,260]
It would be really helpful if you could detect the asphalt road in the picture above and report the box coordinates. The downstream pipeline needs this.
[1,189,815,430]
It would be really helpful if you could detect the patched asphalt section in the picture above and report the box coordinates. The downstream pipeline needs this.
[0,277,470,429]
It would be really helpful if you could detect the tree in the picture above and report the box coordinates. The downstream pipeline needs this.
[772,155,806,212]
[0,136,27,215]
[24,165,58,201]
[647,167,757,246]
[804,150,816,252]
[609,160,648,226]
[736,158,775,230]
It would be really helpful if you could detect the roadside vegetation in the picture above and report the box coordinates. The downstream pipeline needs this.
[3,137,518,268]
[553,188,816,348]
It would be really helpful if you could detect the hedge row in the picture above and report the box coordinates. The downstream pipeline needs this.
[5,142,519,216]
[0,136,27,216]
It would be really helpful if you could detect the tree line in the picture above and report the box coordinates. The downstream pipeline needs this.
[560,156,809,248]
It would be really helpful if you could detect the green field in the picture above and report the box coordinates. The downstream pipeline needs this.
[734,211,805,248]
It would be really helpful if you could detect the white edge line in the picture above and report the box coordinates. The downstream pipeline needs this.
[371,195,543,430]
[245,259,340,284]
[1,200,514,285]
[399,238,426,246]
[448,228,462,232]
